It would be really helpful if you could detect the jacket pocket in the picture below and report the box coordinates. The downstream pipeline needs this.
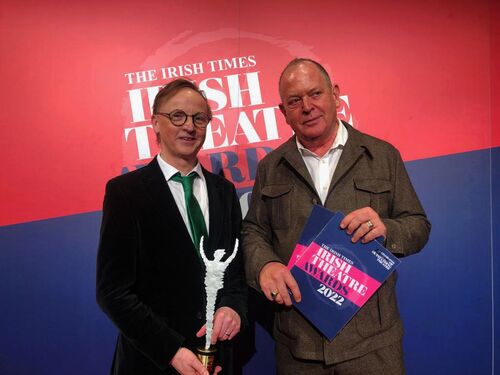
[355,273,400,337]
[261,184,293,230]
[354,292,382,337]
[354,178,392,215]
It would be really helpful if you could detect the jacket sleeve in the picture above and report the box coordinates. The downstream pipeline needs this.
[241,164,284,291]
[96,179,184,370]
[382,150,431,257]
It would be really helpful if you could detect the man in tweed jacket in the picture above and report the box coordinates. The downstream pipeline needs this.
[242,58,430,374]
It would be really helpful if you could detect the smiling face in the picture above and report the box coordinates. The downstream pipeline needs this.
[279,61,340,155]
[152,88,208,171]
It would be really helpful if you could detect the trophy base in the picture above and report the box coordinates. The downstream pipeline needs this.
[196,345,217,372]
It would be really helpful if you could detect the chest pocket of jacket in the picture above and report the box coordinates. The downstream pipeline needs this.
[261,184,293,230]
[354,179,392,215]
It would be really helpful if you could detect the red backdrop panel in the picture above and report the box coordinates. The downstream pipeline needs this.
[0,0,494,226]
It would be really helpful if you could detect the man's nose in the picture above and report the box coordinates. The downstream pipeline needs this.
[183,116,196,131]
[302,96,313,112]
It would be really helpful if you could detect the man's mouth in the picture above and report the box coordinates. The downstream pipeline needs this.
[303,116,321,125]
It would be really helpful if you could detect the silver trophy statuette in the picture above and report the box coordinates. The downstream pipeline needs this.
[196,236,239,371]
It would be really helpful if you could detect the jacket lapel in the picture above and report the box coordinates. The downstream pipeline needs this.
[280,137,317,195]
[141,157,195,250]
[328,123,367,195]
[203,167,223,255]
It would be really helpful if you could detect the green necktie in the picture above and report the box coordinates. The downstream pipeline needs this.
[171,172,208,251]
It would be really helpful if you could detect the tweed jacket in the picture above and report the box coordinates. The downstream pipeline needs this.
[242,122,430,364]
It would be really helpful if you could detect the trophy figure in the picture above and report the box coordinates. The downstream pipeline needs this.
[196,237,239,372]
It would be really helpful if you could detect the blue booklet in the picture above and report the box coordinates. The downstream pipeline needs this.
[287,205,335,269]
[289,206,401,341]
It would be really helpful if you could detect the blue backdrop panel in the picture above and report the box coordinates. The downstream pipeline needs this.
[399,149,493,374]
[0,213,116,375]
[0,147,496,374]
[493,146,500,374]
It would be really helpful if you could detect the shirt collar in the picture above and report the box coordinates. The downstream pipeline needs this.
[296,119,348,157]
[156,154,205,182]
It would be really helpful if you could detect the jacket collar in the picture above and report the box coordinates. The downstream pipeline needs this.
[279,121,370,197]
[139,156,223,256]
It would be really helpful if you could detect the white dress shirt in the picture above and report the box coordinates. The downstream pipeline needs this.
[156,154,210,241]
[296,119,348,204]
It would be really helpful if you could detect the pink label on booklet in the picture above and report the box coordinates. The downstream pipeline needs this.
[288,244,307,269]
[295,242,381,307]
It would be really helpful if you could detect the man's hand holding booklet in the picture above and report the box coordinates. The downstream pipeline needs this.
[287,205,401,341]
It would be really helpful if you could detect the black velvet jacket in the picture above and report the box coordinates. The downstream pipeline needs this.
[97,157,247,374]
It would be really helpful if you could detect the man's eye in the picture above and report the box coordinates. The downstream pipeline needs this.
[287,98,301,107]
[171,112,186,121]
[311,91,322,98]
[194,114,209,124]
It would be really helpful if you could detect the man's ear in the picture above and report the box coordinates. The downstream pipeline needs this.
[279,103,291,126]
[332,84,341,109]
[152,115,159,132]
[279,103,286,117]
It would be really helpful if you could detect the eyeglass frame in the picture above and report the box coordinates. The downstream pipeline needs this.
[154,110,211,129]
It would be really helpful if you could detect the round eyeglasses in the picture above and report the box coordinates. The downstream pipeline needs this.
[155,110,211,129]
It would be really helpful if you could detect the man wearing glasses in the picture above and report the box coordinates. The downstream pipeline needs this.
[97,79,247,375]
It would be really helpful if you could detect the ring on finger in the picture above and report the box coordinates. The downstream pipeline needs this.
[270,290,280,300]
[366,220,374,230]
[224,331,230,336]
